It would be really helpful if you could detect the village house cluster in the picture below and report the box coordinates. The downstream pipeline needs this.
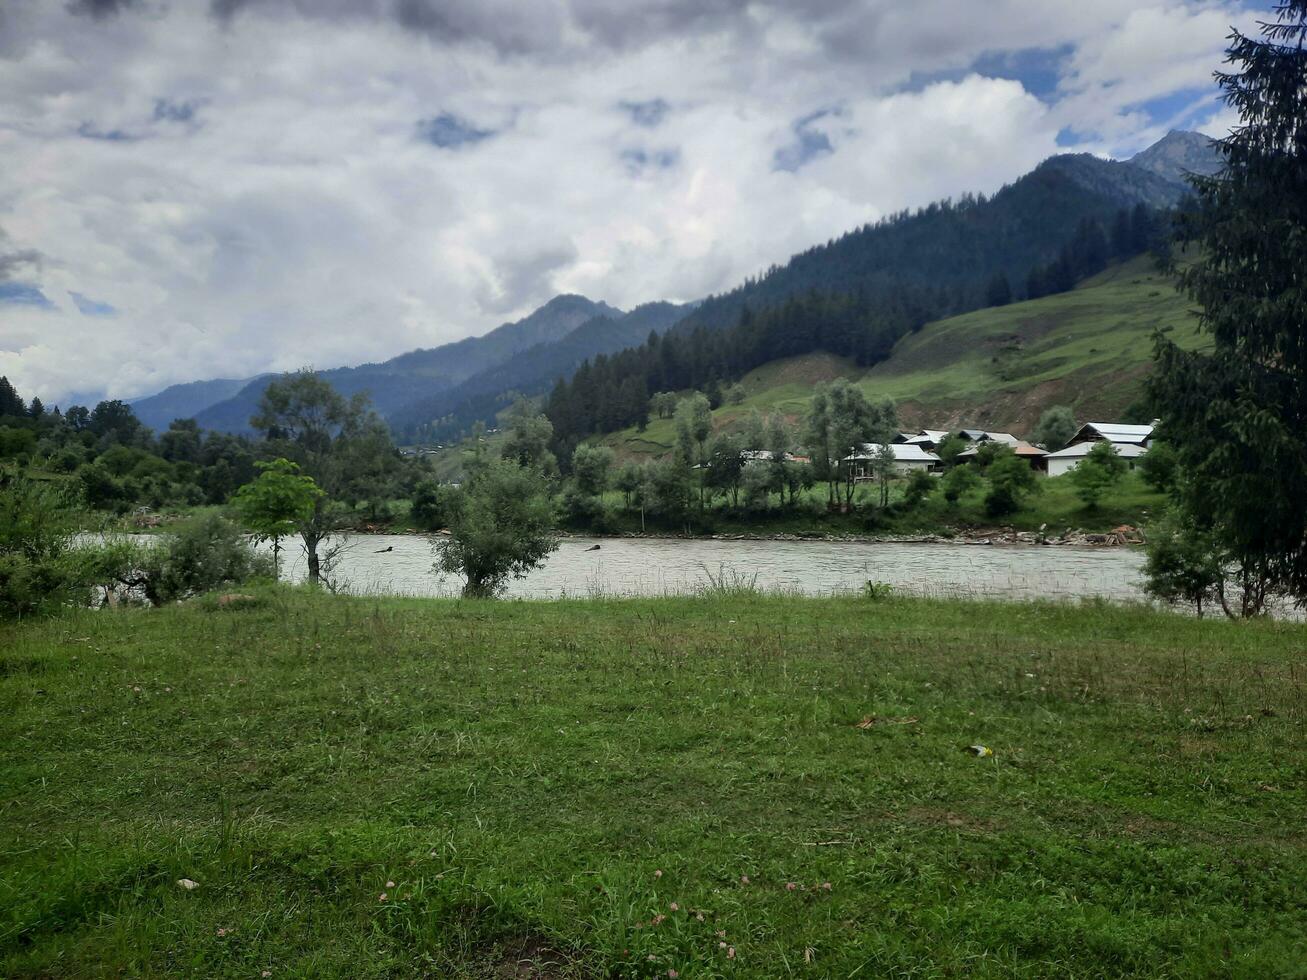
[842,420,1157,480]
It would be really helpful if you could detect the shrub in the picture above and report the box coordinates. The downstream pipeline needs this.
[1068,441,1127,508]
[902,469,936,509]
[0,468,102,617]
[983,449,1040,517]
[134,513,273,605]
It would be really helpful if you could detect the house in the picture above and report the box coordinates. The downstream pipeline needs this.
[842,443,942,478]
[1066,421,1155,448]
[894,428,949,450]
[952,428,990,444]
[1044,440,1148,477]
[740,450,809,466]
[957,439,1048,472]
[1042,420,1155,477]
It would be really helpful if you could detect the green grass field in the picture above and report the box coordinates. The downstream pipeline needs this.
[3,588,1305,977]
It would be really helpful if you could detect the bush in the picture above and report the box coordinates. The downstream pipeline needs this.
[902,469,935,509]
[0,469,101,618]
[410,479,460,532]
[983,449,1040,517]
[1068,441,1126,508]
[135,513,273,605]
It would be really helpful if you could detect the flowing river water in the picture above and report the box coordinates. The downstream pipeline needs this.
[261,534,1149,603]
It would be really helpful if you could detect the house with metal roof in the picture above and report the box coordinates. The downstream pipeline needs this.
[842,443,942,478]
[957,439,1048,471]
[1044,440,1149,477]
[1067,421,1156,447]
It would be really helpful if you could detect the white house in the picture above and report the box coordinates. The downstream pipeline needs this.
[843,443,942,478]
[1067,421,1155,447]
[1044,440,1149,477]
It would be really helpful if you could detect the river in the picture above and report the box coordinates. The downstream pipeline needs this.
[262,534,1148,603]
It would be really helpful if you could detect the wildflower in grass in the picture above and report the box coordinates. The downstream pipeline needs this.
[379,892,388,902]
[785,882,798,891]
[668,971,679,978]
[216,928,228,937]
[740,875,749,884]
[728,946,736,959]
[669,902,679,911]
[262,973,271,978]
[719,942,727,950]
[821,882,832,891]
[386,880,395,888]
[695,912,704,922]
[654,869,663,878]
[651,914,666,926]
[716,930,726,939]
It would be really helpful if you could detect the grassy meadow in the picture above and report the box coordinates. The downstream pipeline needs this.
[3,587,1306,977]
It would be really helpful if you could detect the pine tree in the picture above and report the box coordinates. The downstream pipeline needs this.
[1151,1,1307,612]
[0,376,24,417]
[28,397,44,420]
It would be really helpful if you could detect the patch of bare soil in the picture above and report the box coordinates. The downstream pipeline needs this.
[493,936,581,979]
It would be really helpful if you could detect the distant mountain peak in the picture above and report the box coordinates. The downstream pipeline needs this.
[1128,130,1222,184]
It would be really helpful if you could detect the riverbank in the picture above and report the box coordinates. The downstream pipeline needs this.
[3,588,1303,976]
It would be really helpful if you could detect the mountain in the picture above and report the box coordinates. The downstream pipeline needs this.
[389,301,689,439]
[130,376,261,430]
[190,294,619,433]
[671,138,1200,338]
[1128,129,1222,185]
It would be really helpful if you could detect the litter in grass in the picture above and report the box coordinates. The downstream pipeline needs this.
[965,744,993,757]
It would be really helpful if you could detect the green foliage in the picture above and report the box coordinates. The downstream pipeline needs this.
[1139,439,1179,492]
[1068,441,1127,508]
[934,434,967,467]
[941,464,980,506]
[0,426,37,461]
[1031,405,1077,451]
[0,469,85,618]
[501,399,558,476]
[410,479,459,532]
[435,457,560,598]
[133,513,273,606]
[862,579,894,600]
[231,459,324,573]
[1143,507,1226,617]
[570,443,615,497]
[1151,3,1307,607]
[983,449,1041,517]
[902,469,936,509]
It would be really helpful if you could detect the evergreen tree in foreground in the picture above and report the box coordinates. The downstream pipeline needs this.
[1151,1,1307,612]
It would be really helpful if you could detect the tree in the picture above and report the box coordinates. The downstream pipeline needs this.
[725,383,747,405]
[231,458,324,577]
[983,448,1040,516]
[985,272,1012,307]
[250,370,371,584]
[650,391,678,420]
[501,398,558,476]
[614,461,644,509]
[941,464,980,506]
[28,397,44,420]
[411,479,459,532]
[870,443,897,508]
[1150,2,1307,607]
[1143,507,1226,617]
[571,442,615,497]
[705,433,746,507]
[1139,439,1180,492]
[675,393,712,510]
[934,434,967,468]
[1068,441,1127,508]
[435,457,559,598]
[903,468,935,509]
[159,418,203,465]
[1030,406,1077,451]
[0,377,25,417]
[805,380,896,507]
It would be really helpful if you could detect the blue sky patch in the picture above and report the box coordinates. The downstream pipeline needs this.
[621,146,680,175]
[971,45,1072,102]
[1129,86,1220,128]
[0,282,55,308]
[416,113,495,148]
[153,98,200,123]
[620,98,670,128]
[773,110,835,173]
[71,291,117,316]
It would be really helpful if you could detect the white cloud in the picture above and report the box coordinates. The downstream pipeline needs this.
[0,0,1262,404]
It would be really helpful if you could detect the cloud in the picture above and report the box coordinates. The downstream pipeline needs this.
[0,0,1262,404]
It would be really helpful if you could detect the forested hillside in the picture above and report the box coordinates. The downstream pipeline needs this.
[594,255,1208,462]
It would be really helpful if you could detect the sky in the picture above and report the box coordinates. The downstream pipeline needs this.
[0,0,1267,406]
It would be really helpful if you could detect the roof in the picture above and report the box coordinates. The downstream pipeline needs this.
[1074,421,1155,445]
[955,428,988,441]
[958,440,1046,459]
[983,432,1019,445]
[843,443,942,463]
[1044,441,1149,460]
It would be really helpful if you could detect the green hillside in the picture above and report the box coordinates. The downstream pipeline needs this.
[605,256,1208,459]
